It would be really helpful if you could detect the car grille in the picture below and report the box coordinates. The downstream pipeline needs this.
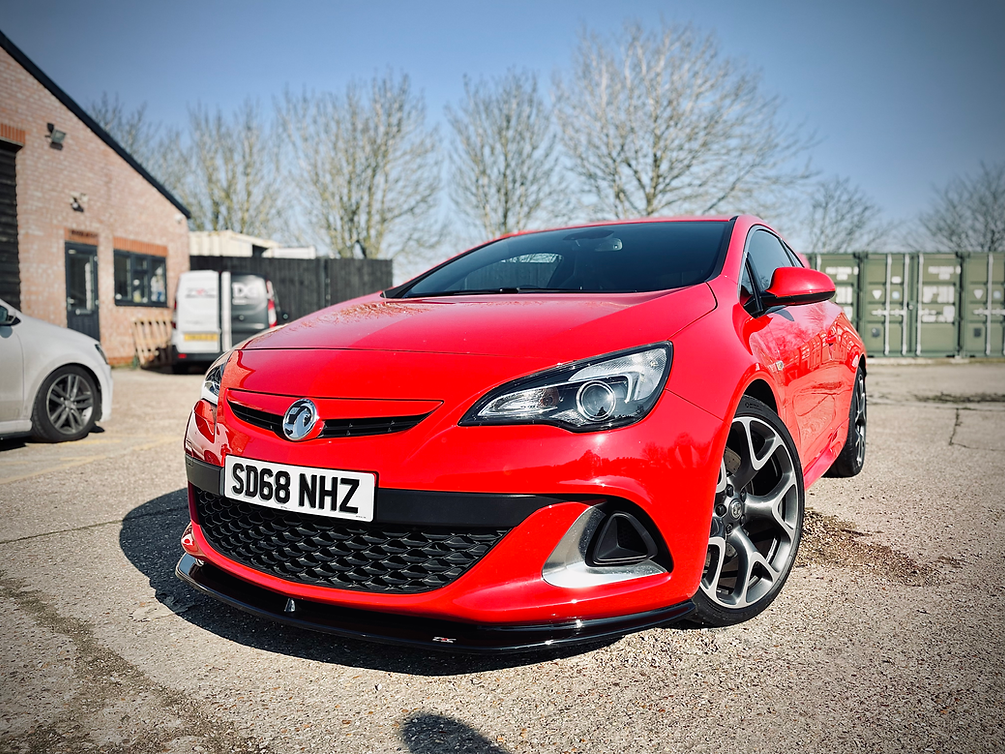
[228,400,431,439]
[193,489,510,594]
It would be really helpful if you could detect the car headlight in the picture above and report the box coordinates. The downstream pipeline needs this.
[461,343,672,431]
[201,350,233,406]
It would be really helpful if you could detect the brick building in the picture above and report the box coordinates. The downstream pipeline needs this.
[0,30,190,364]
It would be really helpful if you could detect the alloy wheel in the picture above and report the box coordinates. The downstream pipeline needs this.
[699,413,801,612]
[45,372,94,436]
[852,374,866,467]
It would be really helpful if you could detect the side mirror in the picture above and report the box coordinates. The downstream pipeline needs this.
[762,267,835,308]
[0,306,14,326]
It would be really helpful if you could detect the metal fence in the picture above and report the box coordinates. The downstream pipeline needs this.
[810,251,1004,358]
[188,256,393,322]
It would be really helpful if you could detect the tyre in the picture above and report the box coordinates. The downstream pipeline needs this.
[31,365,98,442]
[825,367,867,478]
[690,396,804,626]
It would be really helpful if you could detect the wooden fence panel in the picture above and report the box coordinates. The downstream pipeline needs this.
[329,258,393,305]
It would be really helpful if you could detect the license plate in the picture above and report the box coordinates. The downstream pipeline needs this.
[223,456,375,522]
[184,332,219,341]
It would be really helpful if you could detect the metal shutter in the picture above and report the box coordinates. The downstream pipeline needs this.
[0,143,19,308]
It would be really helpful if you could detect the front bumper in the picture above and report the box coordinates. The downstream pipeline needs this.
[176,553,693,653]
[180,361,727,643]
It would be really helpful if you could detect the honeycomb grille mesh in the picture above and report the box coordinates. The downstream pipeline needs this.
[194,489,509,594]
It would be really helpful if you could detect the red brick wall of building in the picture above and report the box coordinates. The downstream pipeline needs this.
[0,46,189,364]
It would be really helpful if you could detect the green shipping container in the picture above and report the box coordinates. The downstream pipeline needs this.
[914,253,961,356]
[812,253,860,329]
[858,253,913,356]
[960,252,1005,357]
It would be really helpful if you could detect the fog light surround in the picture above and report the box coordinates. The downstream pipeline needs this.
[543,506,667,589]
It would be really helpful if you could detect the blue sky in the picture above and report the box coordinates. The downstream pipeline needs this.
[2,0,1003,239]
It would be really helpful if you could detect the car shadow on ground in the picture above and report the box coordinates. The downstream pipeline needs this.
[401,713,511,754]
[119,490,615,675]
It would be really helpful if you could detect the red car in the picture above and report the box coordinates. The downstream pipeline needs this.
[177,216,866,652]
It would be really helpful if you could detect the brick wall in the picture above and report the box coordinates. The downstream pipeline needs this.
[0,46,189,364]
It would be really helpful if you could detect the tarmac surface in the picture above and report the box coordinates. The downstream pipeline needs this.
[0,361,1003,753]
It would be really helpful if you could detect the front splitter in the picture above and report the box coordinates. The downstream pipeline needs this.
[176,554,693,654]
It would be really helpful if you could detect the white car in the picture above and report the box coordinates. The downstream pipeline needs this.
[0,298,113,442]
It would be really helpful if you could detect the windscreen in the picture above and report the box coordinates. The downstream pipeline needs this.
[399,221,728,297]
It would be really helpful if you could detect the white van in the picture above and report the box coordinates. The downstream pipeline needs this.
[171,270,282,373]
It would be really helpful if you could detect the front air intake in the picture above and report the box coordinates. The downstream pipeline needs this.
[587,511,658,566]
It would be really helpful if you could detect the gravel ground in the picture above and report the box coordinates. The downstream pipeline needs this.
[0,361,1002,754]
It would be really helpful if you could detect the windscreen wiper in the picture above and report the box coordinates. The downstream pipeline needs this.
[406,287,569,298]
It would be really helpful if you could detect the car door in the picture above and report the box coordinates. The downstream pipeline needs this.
[743,229,839,466]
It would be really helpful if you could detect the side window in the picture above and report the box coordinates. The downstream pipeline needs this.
[782,241,805,267]
[739,262,754,301]
[746,229,795,291]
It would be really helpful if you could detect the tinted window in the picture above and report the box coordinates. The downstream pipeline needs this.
[746,229,795,291]
[400,222,728,297]
[231,274,269,323]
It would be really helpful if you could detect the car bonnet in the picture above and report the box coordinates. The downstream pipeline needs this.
[241,284,716,362]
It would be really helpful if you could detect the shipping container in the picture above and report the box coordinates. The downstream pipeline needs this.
[914,253,961,356]
[857,253,913,356]
[960,252,1005,357]
[812,253,860,328]
[808,250,1002,358]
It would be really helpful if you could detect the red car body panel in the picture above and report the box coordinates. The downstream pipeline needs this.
[179,215,865,649]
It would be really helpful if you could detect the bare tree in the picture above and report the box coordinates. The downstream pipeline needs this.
[802,176,895,253]
[279,74,442,260]
[90,94,195,210]
[553,22,814,219]
[89,92,159,162]
[915,162,1005,252]
[181,100,284,237]
[446,71,563,238]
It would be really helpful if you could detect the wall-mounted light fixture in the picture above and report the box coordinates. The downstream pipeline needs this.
[70,192,87,212]
[47,122,65,150]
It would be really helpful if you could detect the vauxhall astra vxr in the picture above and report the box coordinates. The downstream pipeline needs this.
[176,216,867,653]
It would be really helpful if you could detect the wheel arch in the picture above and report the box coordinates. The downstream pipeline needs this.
[30,361,104,427]
[741,377,778,415]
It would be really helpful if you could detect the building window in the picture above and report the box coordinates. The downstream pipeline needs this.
[114,250,167,306]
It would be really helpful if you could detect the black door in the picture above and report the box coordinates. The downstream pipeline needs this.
[65,243,100,340]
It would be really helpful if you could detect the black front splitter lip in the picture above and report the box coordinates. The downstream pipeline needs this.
[176,554,694,655]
